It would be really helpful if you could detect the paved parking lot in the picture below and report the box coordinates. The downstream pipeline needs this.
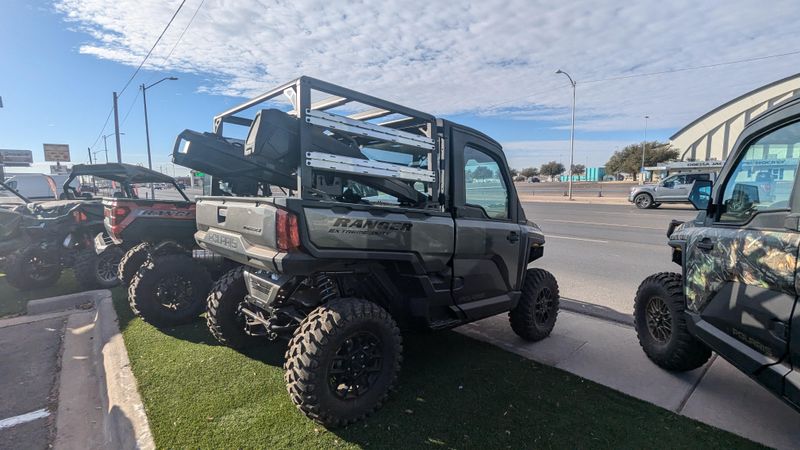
[0,317,66,449]
[523,201,697,314]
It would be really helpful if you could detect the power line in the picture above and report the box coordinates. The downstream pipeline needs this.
[482,48,800,113]
[88,107,114,150]
[581,49,800,84]
[88,0,187,152]
[150,0,205,76]
[118,0,187,97]
[120,88,142,126]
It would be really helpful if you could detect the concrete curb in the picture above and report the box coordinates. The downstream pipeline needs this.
[54,291,154,450]
[27,290,108,316]
[560,297,634,326]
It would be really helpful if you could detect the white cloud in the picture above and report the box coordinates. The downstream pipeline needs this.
[54,0,800,132]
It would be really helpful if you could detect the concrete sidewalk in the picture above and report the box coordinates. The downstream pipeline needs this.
[0,291,153,450]
[458,310,800,450]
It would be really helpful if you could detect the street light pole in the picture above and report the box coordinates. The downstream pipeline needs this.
[640,115,650,185]
[102,132,124,164]
[556,69,576,200]
[141,77,178,199]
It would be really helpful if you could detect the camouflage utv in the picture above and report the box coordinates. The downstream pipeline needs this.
[634,96,800,412]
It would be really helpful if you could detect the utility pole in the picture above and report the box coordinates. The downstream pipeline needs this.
[113,91,122,163]
[142,83,154,198]
[102,132,123,164]
[556,69,577,200]
[87,147,93,164]
[640,115,650,185]
[141,77,178,199]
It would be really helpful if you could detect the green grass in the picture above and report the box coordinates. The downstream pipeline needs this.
[111,289,762,450]
[0,270,82,317]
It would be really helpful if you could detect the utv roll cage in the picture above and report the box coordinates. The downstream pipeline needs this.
[0,180,30,203]
[177,76,440,208]
[66,163,189,201]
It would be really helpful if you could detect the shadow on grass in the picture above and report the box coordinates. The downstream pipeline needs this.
[110,289,760,449]
[112,286,287,366]
[0,271,81,317]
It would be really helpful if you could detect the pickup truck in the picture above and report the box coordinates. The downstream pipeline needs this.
[629,172,717,209]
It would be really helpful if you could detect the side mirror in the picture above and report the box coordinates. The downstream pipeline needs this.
[688,179,712,210]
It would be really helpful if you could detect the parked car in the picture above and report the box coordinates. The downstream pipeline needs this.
[629,172,717,209]
[0,173,78,200]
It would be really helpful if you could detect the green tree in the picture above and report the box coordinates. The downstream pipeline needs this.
[605,142,678,181]
[570,164,586,175]
[472,165,494,180]
[509,167,519,177]
[520,167,539,178]
[540,161,565,181]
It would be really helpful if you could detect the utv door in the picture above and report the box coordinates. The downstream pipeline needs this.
[685,115,800,396]
[449,125,523,320]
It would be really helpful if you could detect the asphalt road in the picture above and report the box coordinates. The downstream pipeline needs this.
[523,201,698,314]
[0,318,65,449]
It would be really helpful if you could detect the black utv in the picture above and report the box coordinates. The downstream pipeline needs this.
[0,163,170,290]
[634,96,800,412]
[187,77,560,427]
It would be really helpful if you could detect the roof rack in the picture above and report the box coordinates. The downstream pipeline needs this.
[211,76,440,202]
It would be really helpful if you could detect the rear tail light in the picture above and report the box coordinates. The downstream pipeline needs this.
[276,209,301,252]
[106,205,131,236]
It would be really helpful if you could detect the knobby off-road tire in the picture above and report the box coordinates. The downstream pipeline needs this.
[128,253,212,326]
[206,266,259,349]
[73,247,123,290]
[285,298,402,428]
[510,268,560,341]
[634,193,654,209]
[4,246,62,290]
[633,272,711,371]
[118,242,152,286]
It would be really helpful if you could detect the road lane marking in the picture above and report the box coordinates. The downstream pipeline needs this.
[0,409,50,430]
[538,218,663,230]
[548,234,609,243]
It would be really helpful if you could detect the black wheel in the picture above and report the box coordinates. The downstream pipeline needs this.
[4,246,62,290]
[128,253,212,326]
[634,272,711,371]
[73,247,123,290]
[207,266,259,349]
[510,268,560,341]
[634,193,654,209]
[285,298,402,427]
[118,243,151,286]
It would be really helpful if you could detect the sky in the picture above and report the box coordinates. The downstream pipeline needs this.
[2,0,800,176]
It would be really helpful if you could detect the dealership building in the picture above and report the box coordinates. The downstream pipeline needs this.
[644,73,800,181]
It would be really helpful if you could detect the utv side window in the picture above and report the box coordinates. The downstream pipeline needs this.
[719,121,800,223]
[463,145,509,219]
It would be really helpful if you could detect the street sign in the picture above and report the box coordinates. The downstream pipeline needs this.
[43,143,71,162]
[50,165,71,175]
[0,149,33,166]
